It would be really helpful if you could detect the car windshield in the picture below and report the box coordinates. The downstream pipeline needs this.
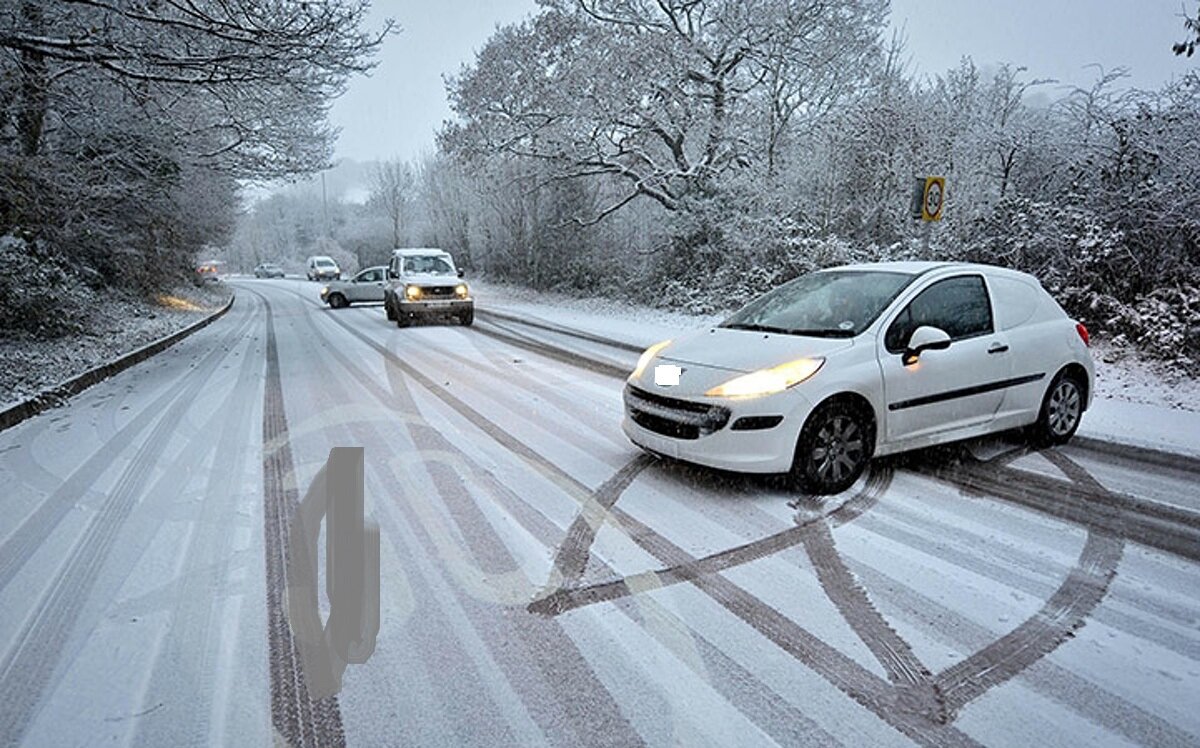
[721,270,913,337]
[403,255,454,275]
[316,259,335,268]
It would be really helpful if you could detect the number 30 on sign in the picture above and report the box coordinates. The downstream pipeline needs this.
[910,176,945,222]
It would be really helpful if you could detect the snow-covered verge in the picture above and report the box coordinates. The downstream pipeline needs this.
[472,279,1200,457]
[0,282,232,411]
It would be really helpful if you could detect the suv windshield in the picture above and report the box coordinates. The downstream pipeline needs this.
[403,255,454,275]
[316,259,336,268]
[721,270,913,337]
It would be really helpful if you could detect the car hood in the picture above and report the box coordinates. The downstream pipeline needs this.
[659,327,853,373]
[630,328,853,398]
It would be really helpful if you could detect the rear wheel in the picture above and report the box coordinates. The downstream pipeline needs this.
[1029,370,1084,446]
[792,401,870,495]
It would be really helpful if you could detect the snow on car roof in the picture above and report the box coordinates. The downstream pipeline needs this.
[827,261,1036,281]
[391,248,450,256]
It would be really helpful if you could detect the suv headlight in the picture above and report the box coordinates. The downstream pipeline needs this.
[706,358,824,399]
[405,285,422,301]
[455,283,469,299]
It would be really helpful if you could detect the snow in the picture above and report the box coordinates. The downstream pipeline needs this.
[471,279,1200,458]
[0,283,232,412]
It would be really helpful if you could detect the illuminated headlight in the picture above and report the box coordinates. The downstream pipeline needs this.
[320,286,329,297]
[404,285,422,301]
[705,358,825,399]
[454,283,469,299]
[631,340,672,379]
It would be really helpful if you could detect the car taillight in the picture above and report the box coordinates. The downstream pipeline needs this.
[1075,322,1090,347]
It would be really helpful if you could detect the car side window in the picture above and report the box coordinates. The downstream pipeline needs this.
[884,275,994,352]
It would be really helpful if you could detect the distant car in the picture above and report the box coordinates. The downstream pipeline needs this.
[383,248,473,327]
[306,255,341,281]
[194,260,225,284]
[623,262,1095,495]
[254,263,285,279]
[320,266,388,308]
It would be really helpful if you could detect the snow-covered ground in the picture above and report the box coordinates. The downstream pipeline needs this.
[0,282,232,411]
[471,279,1200,457]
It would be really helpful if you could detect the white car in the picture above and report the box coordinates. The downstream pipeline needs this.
[306,255,341,281]
[623,262,1094,494]
[320,266,388,308]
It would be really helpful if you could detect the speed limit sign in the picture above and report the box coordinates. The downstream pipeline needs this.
[920,176,945,222]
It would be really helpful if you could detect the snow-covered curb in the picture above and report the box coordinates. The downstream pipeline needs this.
[0,294,236,433]
[471,280,1200,460]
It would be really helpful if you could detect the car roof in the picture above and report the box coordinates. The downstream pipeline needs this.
[392,248,450,257]
[825,261,1038,282]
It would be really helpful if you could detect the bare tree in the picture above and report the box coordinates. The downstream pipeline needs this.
[0,0,394,174]
[368,160,415,249]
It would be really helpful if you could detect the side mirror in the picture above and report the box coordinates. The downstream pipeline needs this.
[387,269,397,280]
[903,326,951,365]
[457,268,464,278]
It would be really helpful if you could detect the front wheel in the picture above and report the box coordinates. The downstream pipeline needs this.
[1029,371,1084,446]
[791,402,870,495]
[459,309,474,327]
[328,293,348,309]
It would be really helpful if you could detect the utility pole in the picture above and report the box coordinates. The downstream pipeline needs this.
[321,170,330,238]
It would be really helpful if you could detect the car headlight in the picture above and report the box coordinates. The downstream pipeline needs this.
[455,283,469,299]
[320,286,329,296]
[405,285,422,301]
[631,340,672,379]
[705,358,825,399]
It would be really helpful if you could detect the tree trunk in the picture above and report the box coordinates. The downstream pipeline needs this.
[17,2,48,158]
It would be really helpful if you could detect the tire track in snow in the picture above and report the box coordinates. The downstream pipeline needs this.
[257,290,346,748]
[0,305,256,745]
[272,287,643,747]
[0,306,257,593]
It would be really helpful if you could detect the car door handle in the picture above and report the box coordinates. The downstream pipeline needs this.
[987,343,1009,354]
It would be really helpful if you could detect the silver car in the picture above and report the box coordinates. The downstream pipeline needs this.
[319,266,388,308]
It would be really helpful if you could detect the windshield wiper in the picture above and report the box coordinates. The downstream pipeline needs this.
[786,328,856,338]
[722,323,791,334]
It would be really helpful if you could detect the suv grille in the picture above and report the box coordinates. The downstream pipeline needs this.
[624,385,730,440]
[419,285,456,298]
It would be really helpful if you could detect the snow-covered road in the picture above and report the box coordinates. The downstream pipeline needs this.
[1,278,1197,747]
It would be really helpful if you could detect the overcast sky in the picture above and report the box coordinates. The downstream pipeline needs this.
[327,0,1198,164]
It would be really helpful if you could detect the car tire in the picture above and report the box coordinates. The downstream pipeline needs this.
[1029,370,1084,447]
[328,293,348,309]
[385,296,397,321]
[791,401,870,495]
[459,309,474,327]
[396,312,411,328]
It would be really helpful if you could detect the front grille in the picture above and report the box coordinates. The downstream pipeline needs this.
[624,385,730,440]
[420,285,456,298]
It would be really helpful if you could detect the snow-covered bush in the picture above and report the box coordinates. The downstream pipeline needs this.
[0,235,95,337]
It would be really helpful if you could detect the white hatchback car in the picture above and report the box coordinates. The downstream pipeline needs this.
[623,262,1094,494]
